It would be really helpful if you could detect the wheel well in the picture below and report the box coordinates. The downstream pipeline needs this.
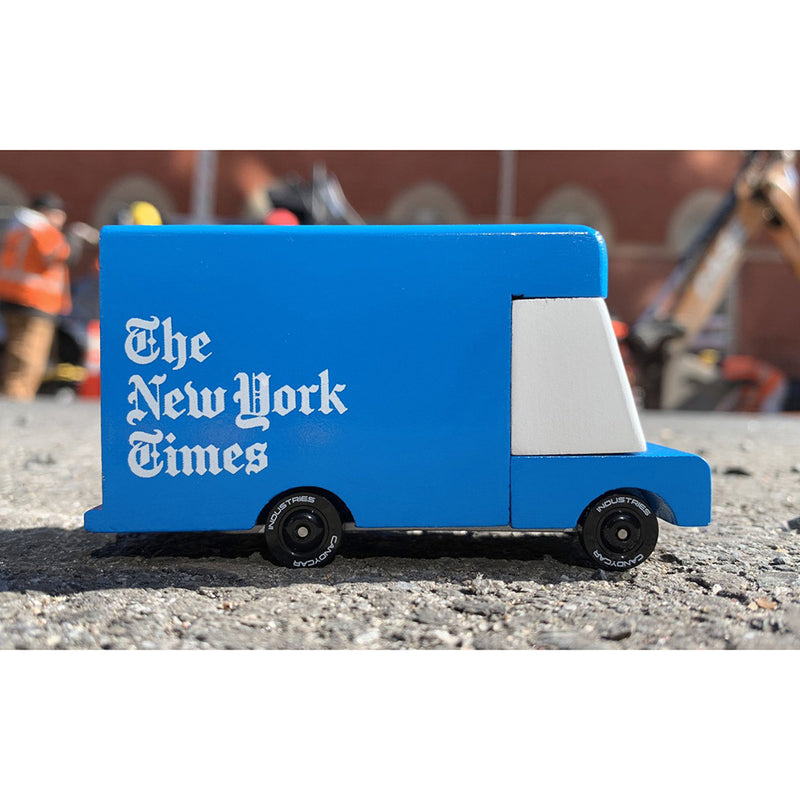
[256,486,354,527]
[578,487,677,528]
[634,489,676,525]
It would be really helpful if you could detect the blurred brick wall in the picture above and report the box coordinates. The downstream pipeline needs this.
[517,151,741,239]
[243,151,501,220]
[0,151,193,223]
[1,150,798,378]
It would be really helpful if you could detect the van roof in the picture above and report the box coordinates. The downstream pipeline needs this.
[100,223,609,298]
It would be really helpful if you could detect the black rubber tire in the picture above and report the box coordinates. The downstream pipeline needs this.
[578,491,658,571]
[264,491,342,568]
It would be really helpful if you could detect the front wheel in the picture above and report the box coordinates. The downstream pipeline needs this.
[264,491,342,568]
[578,492,658,571]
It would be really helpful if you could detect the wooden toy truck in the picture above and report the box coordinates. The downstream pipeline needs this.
[84,225,711,570]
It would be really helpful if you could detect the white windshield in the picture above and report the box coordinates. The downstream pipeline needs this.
[511,297,646,455]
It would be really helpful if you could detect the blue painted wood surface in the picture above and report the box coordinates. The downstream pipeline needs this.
[84,224,710,534]
[511,444,712,530]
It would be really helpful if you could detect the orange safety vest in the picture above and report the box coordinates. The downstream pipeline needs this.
[0,209,71,316]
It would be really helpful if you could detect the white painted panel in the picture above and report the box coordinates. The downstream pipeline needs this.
[511,298,646,455]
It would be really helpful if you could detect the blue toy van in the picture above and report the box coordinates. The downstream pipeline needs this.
[84,225,711,570]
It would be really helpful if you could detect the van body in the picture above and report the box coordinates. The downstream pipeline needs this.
[84,225,711,569]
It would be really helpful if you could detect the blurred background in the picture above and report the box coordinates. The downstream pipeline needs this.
[1,149,799,411]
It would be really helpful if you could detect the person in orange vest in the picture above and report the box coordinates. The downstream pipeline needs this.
[0,193,71,400]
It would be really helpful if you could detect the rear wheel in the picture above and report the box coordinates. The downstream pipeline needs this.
[578,492,658,570]
[264,491,342,567]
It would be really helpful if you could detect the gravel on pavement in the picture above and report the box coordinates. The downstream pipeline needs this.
[1,398,799,649]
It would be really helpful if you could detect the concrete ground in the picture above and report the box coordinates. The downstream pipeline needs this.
[0,398,798,649]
